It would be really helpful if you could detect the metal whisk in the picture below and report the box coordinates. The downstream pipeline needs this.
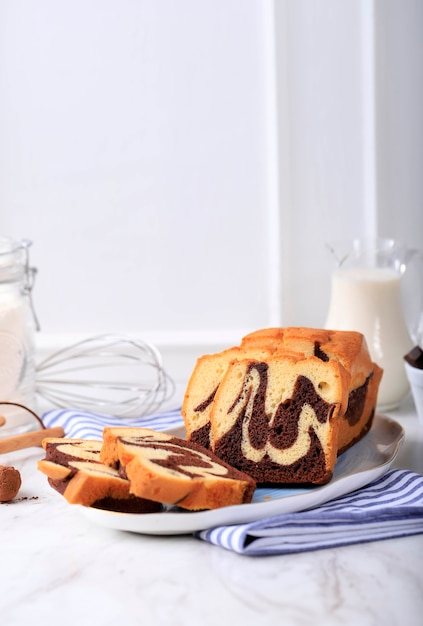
[35,334,175,418]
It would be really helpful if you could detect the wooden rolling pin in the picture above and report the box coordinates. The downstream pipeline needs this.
[0,426,65,454]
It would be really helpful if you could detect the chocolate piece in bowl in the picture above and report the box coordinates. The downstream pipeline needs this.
[38,438,162,513]
[100,427,256,511]
[404,346,423,423]
[404,345,423,370]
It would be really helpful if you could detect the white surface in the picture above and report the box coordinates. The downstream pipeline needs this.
[0,396,422,626]
[79,414,404,535]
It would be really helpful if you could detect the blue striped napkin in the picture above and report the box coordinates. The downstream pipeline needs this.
[197,469,423,555]
[41,406,184,440]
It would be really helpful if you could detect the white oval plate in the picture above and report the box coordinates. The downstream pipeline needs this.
[79,414,404,535]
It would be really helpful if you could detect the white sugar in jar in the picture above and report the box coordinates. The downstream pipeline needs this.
[0,236,39,436]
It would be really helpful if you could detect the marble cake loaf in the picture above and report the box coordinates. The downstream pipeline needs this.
[100,427,256,511]
[38,438,162,513]
[182,327,383,485]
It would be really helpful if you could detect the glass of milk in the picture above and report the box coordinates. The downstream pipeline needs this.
[324,238,423,411]
[0,237,39,436]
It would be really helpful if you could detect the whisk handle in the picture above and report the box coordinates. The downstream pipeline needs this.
[0,426,65,454]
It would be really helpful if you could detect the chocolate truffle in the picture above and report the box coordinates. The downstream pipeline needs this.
[0,465,22,502]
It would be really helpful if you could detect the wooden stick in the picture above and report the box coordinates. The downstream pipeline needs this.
[0,426,65,454]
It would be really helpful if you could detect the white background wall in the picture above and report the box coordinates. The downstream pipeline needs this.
[1,0,422,391]
[0,0,276,340]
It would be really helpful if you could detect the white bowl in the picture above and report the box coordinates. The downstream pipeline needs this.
[404,361,423,425]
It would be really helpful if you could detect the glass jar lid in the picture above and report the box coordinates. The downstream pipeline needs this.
[0,236,40,329]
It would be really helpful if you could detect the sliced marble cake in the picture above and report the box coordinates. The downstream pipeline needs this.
[38,438,162,512]
[100,427,256,511]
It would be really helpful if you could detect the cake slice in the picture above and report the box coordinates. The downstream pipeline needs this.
[37,438,162,513]
[210,353,351,485]
[182,345,274,449]
[100,427,256,511]
[182,347,241,448]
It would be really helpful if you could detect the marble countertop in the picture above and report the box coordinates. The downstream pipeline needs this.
[1,396,423,626]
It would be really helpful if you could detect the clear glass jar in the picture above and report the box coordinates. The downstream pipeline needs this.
[0,236,39,436]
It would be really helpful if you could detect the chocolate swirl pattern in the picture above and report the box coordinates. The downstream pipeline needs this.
[182,345,274,449]
[211,355,349,485]
[230,363,336,466]
[118,431,232,479]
